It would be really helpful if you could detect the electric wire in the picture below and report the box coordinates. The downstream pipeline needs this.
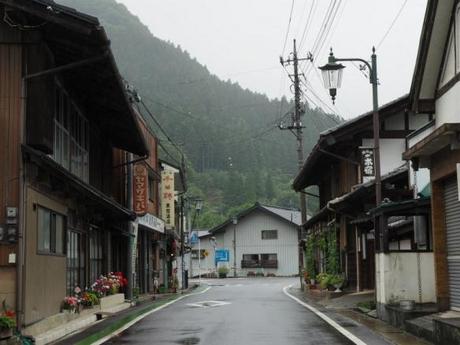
[298,0,318,51]
[282,0,296,55]
[376,0,409,50]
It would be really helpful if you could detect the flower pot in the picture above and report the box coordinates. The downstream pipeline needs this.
[334,284,342,292]
[0,328,13,340]
[310,279,316,285]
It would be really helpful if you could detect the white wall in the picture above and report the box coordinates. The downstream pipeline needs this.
[436,82,460,126]
[362,138,406,175]
[375,252,436,305]
[190,237,216,277]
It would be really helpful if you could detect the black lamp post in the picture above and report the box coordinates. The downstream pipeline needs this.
[318,47,383,251]
[232,216,238,278]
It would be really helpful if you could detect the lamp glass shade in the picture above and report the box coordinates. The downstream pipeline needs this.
[320,66,344,90]
[195,199,204,211]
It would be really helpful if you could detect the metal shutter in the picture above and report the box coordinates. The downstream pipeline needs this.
[444,177,460,310]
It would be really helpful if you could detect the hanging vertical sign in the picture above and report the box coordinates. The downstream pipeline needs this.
[360,148,375,177]
[161,170,175,228]
[133,164,148,215]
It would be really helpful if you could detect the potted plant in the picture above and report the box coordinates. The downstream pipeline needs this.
[80,291,99,308]
[330,274,345,292]
[62,296,80,313]
[0,301,15,340]
[218,266,229,278]
[316,273,331,290]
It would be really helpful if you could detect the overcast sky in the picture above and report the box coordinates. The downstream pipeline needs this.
[116,0,427,119]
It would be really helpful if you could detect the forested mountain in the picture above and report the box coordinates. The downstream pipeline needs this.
[59,0,342,225]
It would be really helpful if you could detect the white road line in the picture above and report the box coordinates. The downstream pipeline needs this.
[283,285,368,345]
[92,287,212,345]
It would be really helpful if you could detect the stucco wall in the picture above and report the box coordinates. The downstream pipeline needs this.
[436,82,460,126]
[24,188,68,326]
[375,252,436,305]
[362,138,406,175]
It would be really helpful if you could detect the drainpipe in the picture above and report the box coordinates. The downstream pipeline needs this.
[16,67,27,331]
[126,152,134,301]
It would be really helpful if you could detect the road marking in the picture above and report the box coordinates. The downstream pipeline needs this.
[92,287,212,345]
[186,300,231,308]
[283,285,368,345]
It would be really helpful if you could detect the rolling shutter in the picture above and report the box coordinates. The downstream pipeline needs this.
[444,177,460,310]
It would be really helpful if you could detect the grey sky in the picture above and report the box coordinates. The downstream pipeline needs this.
[116,0,427,119]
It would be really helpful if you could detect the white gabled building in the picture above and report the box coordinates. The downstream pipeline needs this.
[190,203,301,277]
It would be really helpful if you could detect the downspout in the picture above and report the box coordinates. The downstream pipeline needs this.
[126,152,134,301]
[17,57,27,331]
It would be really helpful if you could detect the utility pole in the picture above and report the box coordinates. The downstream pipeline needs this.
[280,39,309,281]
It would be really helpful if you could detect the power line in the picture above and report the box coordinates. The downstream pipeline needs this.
[377,0,409,50]
[140,99,184,156]
[298,0,318,51]
[281,0,296,55]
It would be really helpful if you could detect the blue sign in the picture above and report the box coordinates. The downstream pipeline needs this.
[190,231,199,245]
[215,249,230,262]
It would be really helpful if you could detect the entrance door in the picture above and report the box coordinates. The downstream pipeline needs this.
[444,177,460,310]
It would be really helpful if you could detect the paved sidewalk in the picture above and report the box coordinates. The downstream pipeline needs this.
[51,286,200,345]
[289,287,431,345]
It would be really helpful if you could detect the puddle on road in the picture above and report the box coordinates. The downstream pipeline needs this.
[176,337,200,345]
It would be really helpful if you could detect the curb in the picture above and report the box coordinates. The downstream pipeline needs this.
[75,286,211,345]
[283,285,368,345]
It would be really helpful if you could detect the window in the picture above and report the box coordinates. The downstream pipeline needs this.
[242,254,259,262]
[53,87,89,182]
[261,230,278,240]
[37,207,65,255]
[89,228,104,284]
[242,254,278,268]
[67,230,85,294]
[260,253,277,261]
[191,249,206,259]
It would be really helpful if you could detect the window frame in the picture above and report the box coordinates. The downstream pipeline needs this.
[261,230,278,240]
[37,205,66,256]
[52,85,90,182]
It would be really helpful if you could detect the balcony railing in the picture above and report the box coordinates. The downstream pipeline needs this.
[241,260,278,269]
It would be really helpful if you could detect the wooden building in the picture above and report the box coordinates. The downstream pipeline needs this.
[0,0,148,329]
[293,96,434,306]
[404,0,460,315]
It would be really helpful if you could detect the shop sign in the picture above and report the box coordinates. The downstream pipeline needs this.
[360,147,375,177]
[138,213,165,233]
[133,164,148,215]
[161,170,175,228]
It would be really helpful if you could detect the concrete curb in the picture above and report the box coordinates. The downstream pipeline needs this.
[74,286,211,345]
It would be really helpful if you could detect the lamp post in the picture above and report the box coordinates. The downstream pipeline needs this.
[232,216,238,278]
[190,198,203,283]
[209,236,217,273]
[318,47,383,251]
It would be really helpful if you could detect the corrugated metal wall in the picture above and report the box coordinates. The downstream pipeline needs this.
[220,210,298,276]
[444,177,460,310]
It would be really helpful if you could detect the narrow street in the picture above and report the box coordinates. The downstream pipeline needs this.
[104,278,368,345]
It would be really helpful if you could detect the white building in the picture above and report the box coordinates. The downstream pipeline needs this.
[190,203,301,277]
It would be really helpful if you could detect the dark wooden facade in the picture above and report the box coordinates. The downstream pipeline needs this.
[0,0,148,329]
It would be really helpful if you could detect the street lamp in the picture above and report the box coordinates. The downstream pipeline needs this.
[190,198,204,283]
[232,216,238,278]
[318,47,383,251]
[209,236,217,272]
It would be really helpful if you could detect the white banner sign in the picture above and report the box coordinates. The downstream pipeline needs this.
[138,213,165,233]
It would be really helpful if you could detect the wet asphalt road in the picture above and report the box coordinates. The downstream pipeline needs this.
[104,277,351,345]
